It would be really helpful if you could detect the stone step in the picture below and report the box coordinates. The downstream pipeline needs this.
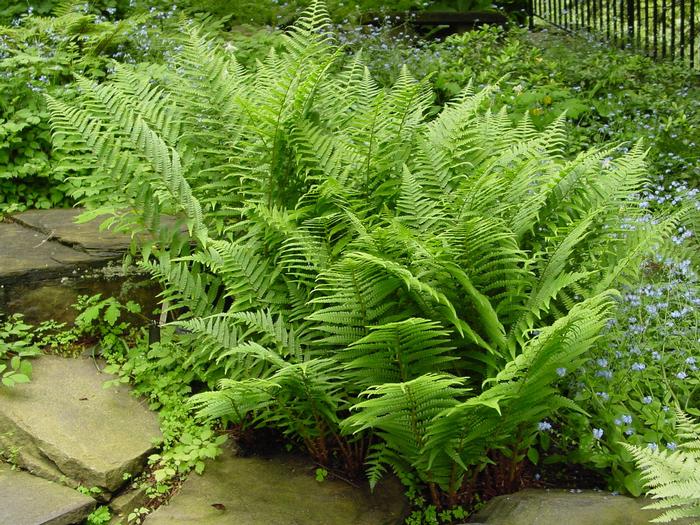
[0,463,96,525]
[143,452,408,525]
[0,356,162,494]
[469,488,694,525]
[11,209,133,258]
[0,208,160,324]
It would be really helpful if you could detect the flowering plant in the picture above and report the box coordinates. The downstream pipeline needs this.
[551,256,699,495]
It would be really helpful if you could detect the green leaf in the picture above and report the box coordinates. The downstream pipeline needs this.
[103,303,120,326]
[153,469,168,483]
[623,471,643,497]
[527,447,539,465]
[9,373,30,384]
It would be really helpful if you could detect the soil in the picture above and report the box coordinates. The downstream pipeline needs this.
[532,461,608,490]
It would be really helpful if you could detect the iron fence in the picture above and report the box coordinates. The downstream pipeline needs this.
[528,0,699,69]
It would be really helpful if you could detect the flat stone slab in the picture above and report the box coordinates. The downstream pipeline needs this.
[0,222,102,283]
[1,209,162,324]
[144,453,408,525]
[0,356,162,493]
[11,208,133,257]
[0,463,96,525]
[470,488,684,525]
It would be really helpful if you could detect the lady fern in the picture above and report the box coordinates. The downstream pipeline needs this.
[624,409,700,524]
[46,0,683,506]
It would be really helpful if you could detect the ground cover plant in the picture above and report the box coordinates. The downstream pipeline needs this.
[557,255,700,496]
[352,24,700,186]
[0,1,179,212]
[42,1,694,519]
[0,314,40,387]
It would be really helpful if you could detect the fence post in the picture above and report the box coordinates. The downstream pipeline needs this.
[692,0,696,67]
[627,0,634,45]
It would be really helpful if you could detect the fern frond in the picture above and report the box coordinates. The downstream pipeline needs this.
[340,318,456,387]
[624,419,700,525]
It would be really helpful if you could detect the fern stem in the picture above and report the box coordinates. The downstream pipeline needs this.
[428,482,441,509]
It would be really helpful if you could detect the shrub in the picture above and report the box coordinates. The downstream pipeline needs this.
[0,2,176,212]
[47,0,682,508]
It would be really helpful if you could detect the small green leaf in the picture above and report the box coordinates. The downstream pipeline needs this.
[10,373,30,384]
[623,471,643,497]
[527,447,539,465]
[103,303,120,326]
[153,469,168,483]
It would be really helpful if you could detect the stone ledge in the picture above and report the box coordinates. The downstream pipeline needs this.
[144,452,408,525]
[469,488,695,525]
[0,356,162,494]
[0,463,96,525]
[11,208,132,255]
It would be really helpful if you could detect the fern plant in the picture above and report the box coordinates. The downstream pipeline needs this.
[624,408,700,524]
[47,0,685,507]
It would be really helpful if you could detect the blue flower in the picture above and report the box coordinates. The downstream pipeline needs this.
[538,421,552,432]
[642,396,653,404]
[647,443,658,451]
[677,371,688,380]
[666,442,677,451]
[631,363,646,372]
[622,415,632,424]
[593,428,604,440]
[596,391,609,401]
[556,367,567,377]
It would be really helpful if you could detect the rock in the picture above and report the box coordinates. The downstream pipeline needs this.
[0,222,101,283]
[0,463,96,525]
[144,452,408,525]
[0,209,172,324]
[2,271,159,325]
[11,208,132,257]
[109,484,150,521]
[469,488,681,525]
[0,356,162,493]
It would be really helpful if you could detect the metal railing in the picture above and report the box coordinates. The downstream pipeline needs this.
[528,0,699,69]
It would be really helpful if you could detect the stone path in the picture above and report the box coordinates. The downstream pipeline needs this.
[468,488,692,525]
[0,464,96,525]
[0,208,158,324]
[0,356,162,494]
[143,451,408,525]
[1,209,128,283]
[0,356,161,524]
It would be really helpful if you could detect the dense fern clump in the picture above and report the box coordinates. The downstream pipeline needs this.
[624,409,700,525]
[47,0,683,507]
